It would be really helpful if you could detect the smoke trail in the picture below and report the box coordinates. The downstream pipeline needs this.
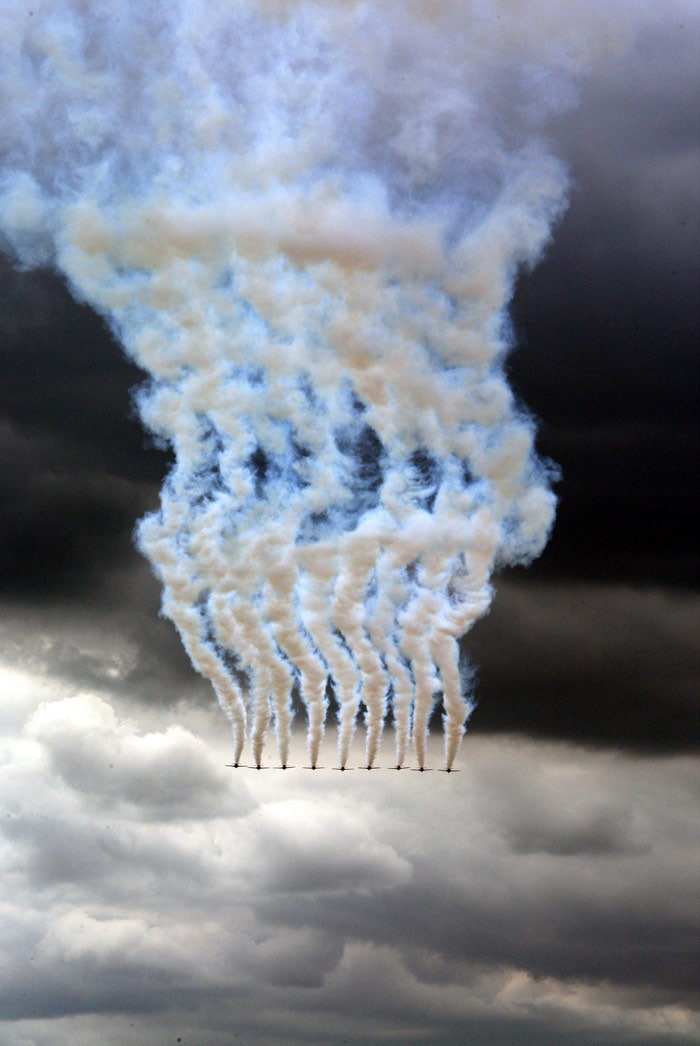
[0,0,627,768]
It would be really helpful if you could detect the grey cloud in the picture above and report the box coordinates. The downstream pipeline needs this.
[259,866,698,998]
[0,575,213,709]
[248,928,344,989]
[241,799,412,895]
[506,11,700,592]
[0,417,162,600]
[3,570,697,755]
[25,693,252,822]
[471,741,654,856]
[1,715,698,1042]
[0,260,167,483]
[467,581,700,749]
[236,941,698,1046]
[5,805,230,897]
[504,807,648,857]
[253,745,699,996]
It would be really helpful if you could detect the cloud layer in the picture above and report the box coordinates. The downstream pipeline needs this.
[1,675,697,1044]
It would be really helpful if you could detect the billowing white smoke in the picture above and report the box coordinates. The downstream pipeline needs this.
[0,1,621,769]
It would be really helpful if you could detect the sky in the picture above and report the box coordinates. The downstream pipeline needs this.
[0,2,698,1044]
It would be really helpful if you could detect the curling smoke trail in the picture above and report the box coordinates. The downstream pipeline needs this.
[0,1,620,769]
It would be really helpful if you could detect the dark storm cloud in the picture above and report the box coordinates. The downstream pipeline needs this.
[466,580,700,751]
[0,259,167,481]
[3,565,696,754]
[0,258,170,599]
[0,567,208,709]
[509,15,700,586]
[0,425,154,599]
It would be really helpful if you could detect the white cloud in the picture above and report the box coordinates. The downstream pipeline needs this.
[0,666,697,1044]
[241,798,413,894]
[25,692,250,821]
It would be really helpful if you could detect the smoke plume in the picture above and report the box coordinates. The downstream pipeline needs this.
[0,1,620,769]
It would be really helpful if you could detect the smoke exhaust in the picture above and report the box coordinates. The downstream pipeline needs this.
[0,0,608,771]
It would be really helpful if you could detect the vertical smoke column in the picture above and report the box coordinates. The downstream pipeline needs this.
[0,0,605,769]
